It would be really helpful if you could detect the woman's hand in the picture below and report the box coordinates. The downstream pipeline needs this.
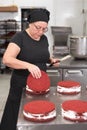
[49,57,60,67]
[27,63,41,79]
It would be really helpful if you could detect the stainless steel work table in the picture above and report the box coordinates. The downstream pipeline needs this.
[17,86,87,130]
[59,56,87,69]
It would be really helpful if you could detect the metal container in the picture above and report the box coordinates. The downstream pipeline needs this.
[69,36,87,59]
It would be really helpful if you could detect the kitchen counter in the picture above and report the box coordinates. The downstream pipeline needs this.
[47,55,87,69]
[17,87,87,130]
[47,55,87,87]
[59,56,87,69]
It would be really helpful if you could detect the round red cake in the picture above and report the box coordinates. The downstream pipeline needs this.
[23,100,56,122]
[26,70,50,94]
[57,80,81,95]
[62,100,87,122]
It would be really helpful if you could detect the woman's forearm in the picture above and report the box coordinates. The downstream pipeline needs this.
[3,56,29,70]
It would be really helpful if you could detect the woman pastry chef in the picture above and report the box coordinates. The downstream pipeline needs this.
[0,9,59,130]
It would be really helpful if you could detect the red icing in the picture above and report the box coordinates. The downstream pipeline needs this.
[57,80,80,88]
[27,70,50,92]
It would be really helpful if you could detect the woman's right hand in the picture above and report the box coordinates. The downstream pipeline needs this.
[27,63,41,79]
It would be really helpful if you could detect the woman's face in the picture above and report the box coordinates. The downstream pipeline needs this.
[29,21,48,40]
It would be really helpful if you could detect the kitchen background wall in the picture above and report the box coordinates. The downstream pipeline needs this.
[0,0,87,55]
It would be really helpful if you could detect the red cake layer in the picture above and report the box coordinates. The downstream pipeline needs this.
[57,80,80,88]
[62,100,87,113]
[23,100,56,122]
[23,116,56,122]
[26,70,50,94]
[24,100,55,114]
[58,91,80,95]
[63,116,87,122]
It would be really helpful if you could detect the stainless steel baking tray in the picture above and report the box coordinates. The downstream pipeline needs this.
[17,86,87,130]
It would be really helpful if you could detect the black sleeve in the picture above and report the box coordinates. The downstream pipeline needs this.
[10,31,23,48]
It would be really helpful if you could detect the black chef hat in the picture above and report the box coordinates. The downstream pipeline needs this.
[27,9,50,23]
